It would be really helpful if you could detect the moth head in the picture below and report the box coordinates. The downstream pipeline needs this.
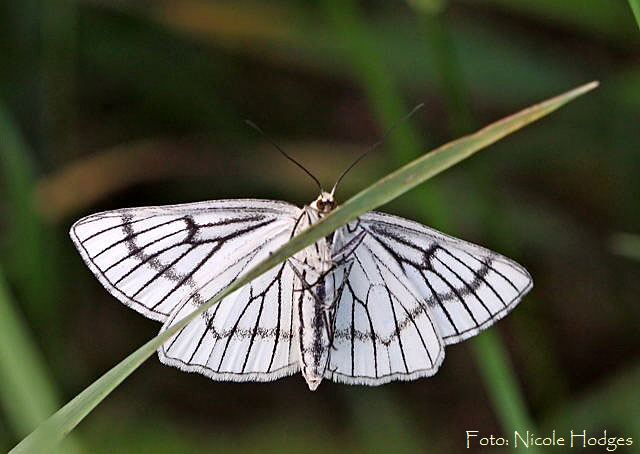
[311,191,336,214]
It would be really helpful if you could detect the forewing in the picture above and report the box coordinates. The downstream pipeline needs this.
[326,223,445,385]
[360,212,533,345]
[158,259,300,382]
[70,199,300,322]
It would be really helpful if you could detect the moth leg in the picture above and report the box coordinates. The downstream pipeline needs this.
[325,260,354,350]
[288,261,325,307]
[323,311,335,348]
[332,231,365,263]
[288,256,325,279]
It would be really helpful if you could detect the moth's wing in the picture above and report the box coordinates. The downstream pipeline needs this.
[358,211,533,345]
[325,222,445,385]
[158,258,301,382]
[70,199,301,322]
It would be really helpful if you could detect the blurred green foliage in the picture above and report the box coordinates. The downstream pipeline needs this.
[1,1,638,452]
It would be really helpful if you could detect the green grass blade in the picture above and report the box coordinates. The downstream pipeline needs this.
[0,101,41,287]
[610,232,640,261]
[0,101,62,331]
[322,0,423,163]
[0,267,59,434]
[627,0,640,29]
[0,266,82,453]
[343,387,426,452]
[472,331,537,432]
[323,0,452,230]
[11,81,598,453]
[326,81,598,229]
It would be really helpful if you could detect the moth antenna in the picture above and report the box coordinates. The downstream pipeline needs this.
[245,120,323,193]
[330,103,425,197]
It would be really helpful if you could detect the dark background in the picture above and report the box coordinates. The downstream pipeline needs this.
[1,1,639,452]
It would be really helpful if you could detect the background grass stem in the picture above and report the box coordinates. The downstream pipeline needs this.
[628,0,640,29]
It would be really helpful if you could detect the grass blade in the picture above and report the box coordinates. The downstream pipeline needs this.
[627,0,640,29]
[11,81,598,453]
[0,266,82,452]
[0,267,59,434]
[610,232,640,261]
[471,331,537,432]
[0,101,62,331]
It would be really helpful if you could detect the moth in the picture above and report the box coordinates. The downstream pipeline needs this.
[71,126,532,391]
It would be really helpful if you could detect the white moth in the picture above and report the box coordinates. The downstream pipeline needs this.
[71,115,531,390]
[70,188,532,390]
